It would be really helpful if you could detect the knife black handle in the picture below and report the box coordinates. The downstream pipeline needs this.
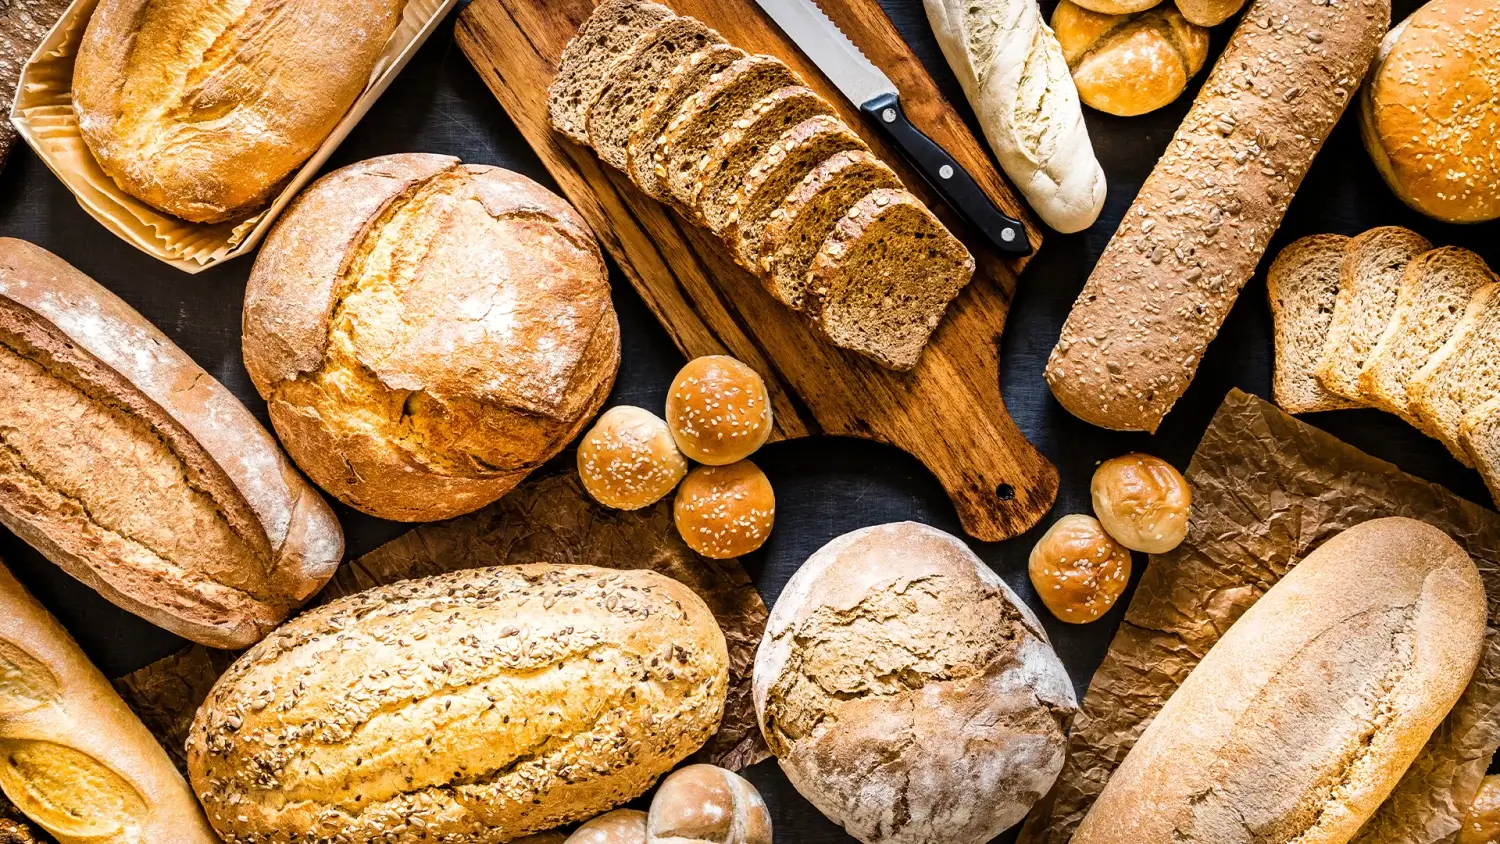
[859,92,1031,257]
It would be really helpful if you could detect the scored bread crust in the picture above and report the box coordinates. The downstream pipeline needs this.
[1043,0,1389,432]
[1265,234,1360,415]
[1315,226,1431,401]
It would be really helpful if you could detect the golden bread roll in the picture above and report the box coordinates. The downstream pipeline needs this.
[1461,775,1500,844]
[673,462,775,559]
[1361,0,1500,223]
[243,154,619,522]
[646,765,771,844]
[578,406,689,510]
[1028,514,1132,623]
[1053,2,1209,117]
[1090,453,1191,552]
[1066,0,1164,15]
[73,0,403,223]
[666,356,773,465]
[568,809,646,844]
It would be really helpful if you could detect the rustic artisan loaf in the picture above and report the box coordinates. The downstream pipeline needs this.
[1266,234,1361,414]
[188,563,730,844]
[0,238,341,649]
[754,522,1077,844]
[548,0,675,145]
[0,0,69,169]
[1315,226,1431,401]
[1070,517,1487,844]
[805,188,976,371]
[1044,0,1389,431]
[626,44,747,201]
[1052,2,1209,117]
[72,0,403,223]
[1461,399,1500,507]
[1408,286,1500,463]
[242,153,619,522]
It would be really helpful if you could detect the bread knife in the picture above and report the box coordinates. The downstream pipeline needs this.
[752,0,1032,256]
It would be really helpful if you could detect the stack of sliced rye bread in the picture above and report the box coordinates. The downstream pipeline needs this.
[1268,226,1500,503]
[545,0,976,371]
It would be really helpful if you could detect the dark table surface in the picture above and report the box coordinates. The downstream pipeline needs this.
[0,0,1492,840]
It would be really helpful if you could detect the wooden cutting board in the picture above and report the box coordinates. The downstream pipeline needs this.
[455,0,1056,541]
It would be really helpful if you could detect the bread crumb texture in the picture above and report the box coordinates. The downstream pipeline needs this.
[188,564,729,844]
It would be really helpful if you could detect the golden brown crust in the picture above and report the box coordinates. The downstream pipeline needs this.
[1027,514,1132,623]
[1053,2,1209,117]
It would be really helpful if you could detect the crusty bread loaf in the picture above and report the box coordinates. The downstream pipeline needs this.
[0,0,69,169]
[548,0,675,145]
[1315,226,1431,401]
[0,238,341,649]
[1044,0,1389,431]
[188,563,729,844]
[72,0,403,223]
[1070,517,1487,844]
[242,153,619,522]
[625,44,748,202]
[1266,234,1360,414]
[1408,285,1500,463]
[1461,398,1500,507]
[0,559,220,843]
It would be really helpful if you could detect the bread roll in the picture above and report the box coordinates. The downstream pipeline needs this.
[0,238,341,648]
[646,765,770,844]
[0,560,219,843]
[1071,517,1487,844]
[666,356,773,465]
[72,0,403,223]
[1090,453,1190,553]
[243,153,620,522]
[1028,514,1132,623]
[569,809,647,844]
[1067,0,1164,15]
[1175,0,1248,27]
[754,522,1078,844]
[188,564,729,844]
[1461,774,1500,844]
[1053,2,1209,117]
[673,462,775,559]
[578,406,688,510]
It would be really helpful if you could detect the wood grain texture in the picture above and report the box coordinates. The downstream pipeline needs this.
[455,0,1056,540]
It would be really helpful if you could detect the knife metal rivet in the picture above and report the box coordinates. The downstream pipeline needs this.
[939,164,954,179]
[1002,228,1016,242]
[882,108,896,123]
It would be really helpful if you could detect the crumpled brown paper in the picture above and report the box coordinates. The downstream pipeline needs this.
[1020,389,1500,844]
[116,466,771,773]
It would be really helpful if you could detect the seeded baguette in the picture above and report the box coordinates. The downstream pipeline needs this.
[1043,0,1389,432]
[626,44,747,201]
[547,0,675,145]
[1266,234,1360,414]
[1315,226,1431,401]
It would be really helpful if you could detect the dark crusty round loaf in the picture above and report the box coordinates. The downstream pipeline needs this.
[546,0,674,145]
[625,44,746,202]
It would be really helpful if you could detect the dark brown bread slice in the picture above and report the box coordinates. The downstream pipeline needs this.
[626,43,746,201]
[547,0,674,145]
[723,116,868,270]
[1265,234,1360,415]
[1,0,70,167]
[585,16,724,171]
[655,55,803,207]
[693,86,837,233]
[756,150,902,310]
[805,188,976,371]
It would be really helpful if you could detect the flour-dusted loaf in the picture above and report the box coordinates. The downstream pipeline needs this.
[754,522,1077,844]
[1071,517,1486,844]
[1266,234,1359,414]
[548,0,675,145]
[0,238,341,649]
[626,44,747,201]
[188,563,730,844]
[1316,226,1431,401]
[1044,0,1389,431]
[72,0,404,223]
[1408,285,1500,463]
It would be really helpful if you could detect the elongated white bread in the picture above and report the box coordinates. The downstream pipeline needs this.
[0,560,219,843]
[924,0,1106,233]
[1071,517,1487,844]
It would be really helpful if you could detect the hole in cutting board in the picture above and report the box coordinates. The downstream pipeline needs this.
[995,483,1016,501]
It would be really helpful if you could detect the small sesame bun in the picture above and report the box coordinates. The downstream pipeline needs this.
[673,461,775,559]
[666,356,773,465]
[1027,514,1132,624]
[577,406,689,510]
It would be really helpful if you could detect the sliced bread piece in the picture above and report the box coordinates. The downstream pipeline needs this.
[756,150,902,310]
[1315,226,1432,400]
[547,0,675,145]
[1358,247,1497,429]
[1266,234,1361,414]
[655,55,803,208]
[1459,398,1500,506]
[722,115,868,270]
[585,17,725,172]
[625,44,746,201]
[1408,283,1500,464]
[691,86,837,232]
[804,188,976,371]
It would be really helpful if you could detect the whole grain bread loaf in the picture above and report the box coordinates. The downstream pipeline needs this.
[1266,234,1359,414]
[188,563,729,844]
[1315,226,1431,401]
[547,0,675,145]
[626,44,747,201]
[1043,0,1389,431]
[1408,285,1500,463]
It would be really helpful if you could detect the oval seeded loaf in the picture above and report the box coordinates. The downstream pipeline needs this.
[626,44,747,201]
[188,563,730,844]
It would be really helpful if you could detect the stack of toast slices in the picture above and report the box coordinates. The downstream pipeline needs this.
[545,0,976,372]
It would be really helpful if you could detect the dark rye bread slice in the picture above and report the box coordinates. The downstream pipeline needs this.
[723,116,868,270]
[626,43,746,201]
[547,0,674,145]
[692,86,837,233]
[756,150,902,310]
[655,55,804,208]
[585,16,725,171]
[805,188,976,371]
[1315,226,1431,401]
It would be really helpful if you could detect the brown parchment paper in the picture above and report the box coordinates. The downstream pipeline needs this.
[115,466,771,773]
[1020,389,1500,844]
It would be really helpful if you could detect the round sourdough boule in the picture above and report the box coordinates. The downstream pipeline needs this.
[242,153,619,522]
[754,522,1078,844]
[646,765,771,844]
[1028,514,1132,624]
[568,809,646,844]
[578,406,689,510]
[666,357,773,465]
[673,462,776,559]
[1090,453,1191,553]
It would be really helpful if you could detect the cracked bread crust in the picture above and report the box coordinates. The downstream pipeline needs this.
[187,563,729,844]
[243,154,620,522]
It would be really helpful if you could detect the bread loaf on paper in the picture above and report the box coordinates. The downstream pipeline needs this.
[1070,517,1487,844]
[188,564,729,844]
[0,238,341,649]
[1044,0,1388,431]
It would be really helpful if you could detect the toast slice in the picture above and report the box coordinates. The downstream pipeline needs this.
[1408,284,1500,464]
[625,44,746,202]
[547,0,675,145]
[1315,226,1431,400]
[1266,235,1360,414]
[1460,398,1500,506]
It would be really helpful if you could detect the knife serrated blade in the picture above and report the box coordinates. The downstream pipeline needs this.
[751,0,896,107]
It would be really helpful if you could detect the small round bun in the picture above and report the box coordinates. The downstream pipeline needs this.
[1460,774,1500,844]
[578,406,689,510]
[1028,514,1132,624]
[1053,2,1209,117]
[1090,453,1191,553]
[673,462,775,559]
[646,764,771,844]
[567,809,646,844]
[1065,0,1162,15]
[666,356,773,465]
